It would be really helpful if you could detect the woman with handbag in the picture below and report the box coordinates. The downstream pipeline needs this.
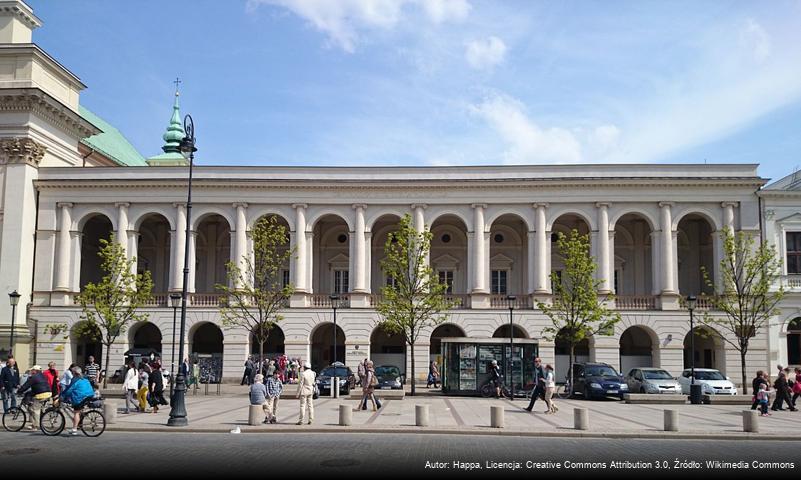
[359,361,382,411]
[427,361,440,388]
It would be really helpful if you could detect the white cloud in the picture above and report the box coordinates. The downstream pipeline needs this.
[246,0,471,53]
[465,36,506,70]
[740,19,771,63]
[471,94,584,164]
[588,125,621,155]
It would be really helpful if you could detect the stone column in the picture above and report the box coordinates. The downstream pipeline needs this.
[533,203,549,294]
[596,203,611,293]
[527,231,536,294]
[54,202,73,291]
[658,202,679,309]
[471,204,488,293]
[188,230,197,294]
[233,203,248,289]
[293,204,308,292]
[412,204,429,268]
[171,203,187,292]
[115,202,130,254]
[352,204,367,293]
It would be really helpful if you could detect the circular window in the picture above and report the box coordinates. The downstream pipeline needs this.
[494,233,504,244]
[337,234,347,243]
[441,233,451,243]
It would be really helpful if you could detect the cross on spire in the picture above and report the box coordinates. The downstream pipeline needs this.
[173,77,182,95]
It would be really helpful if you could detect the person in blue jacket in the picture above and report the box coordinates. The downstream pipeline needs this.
[58,366,95,435]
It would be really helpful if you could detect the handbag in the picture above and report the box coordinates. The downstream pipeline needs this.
[312,384,320,399]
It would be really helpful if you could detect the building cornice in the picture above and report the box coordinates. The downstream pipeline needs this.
[0,88,99,138]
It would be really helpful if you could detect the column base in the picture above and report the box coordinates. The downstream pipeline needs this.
[348,292,370,308]
[289,293,309,308]
[530,293,552,308]
[470,292,490,309]
[658,293,682,310]
[50,291,74,306]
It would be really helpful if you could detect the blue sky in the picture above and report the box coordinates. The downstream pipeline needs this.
[27,0,801,182]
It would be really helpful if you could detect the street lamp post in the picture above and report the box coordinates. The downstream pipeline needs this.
[169,292,182,399]
[686,295,701,405]
[8,291,20,355]
[168,114,196,427]
[506,294,516,401]
[330,294,339,398]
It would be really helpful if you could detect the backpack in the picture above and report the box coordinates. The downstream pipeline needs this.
[369,372,378,387]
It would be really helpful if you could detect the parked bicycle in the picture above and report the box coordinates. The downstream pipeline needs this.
[480,380,511,399]
[40,396,106,437]
[556,373,573,399]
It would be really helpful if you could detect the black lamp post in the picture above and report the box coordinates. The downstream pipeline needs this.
[506,294,516,401]
[330,294,340,397]
[8,291,20,355]
[168,114,196,427]
[169,292,182,399]
[686,295,702,404]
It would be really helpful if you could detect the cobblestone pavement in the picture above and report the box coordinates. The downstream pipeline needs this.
[101,390,801,438]
[0,431,796,475]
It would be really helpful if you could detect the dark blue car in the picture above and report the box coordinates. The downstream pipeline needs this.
[572,362,629,400]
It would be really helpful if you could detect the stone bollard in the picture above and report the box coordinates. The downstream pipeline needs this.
[339,404,352,426]
[743,410,759,433]
[102,401,116,425]
[574,408,588,431]
[248,405,265,426]
[416,404,429,427]
[664,409,679,432]
[490,405,504,428]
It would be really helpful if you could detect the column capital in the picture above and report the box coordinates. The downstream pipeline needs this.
[532,202,549,209]
[352,203,367,210]
[471,203,487,209]
[721,201,739,208]
[173,202,187,209]
[57,202,74,209]
[292,203,308,209]
[114,202,130,208]
[595,202,611,209]
[0,137,47,167]
[410,203,427,210]
[658,202,675,208]
[232,202,248,209]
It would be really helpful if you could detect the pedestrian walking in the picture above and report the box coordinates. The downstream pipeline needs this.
[771,370,796,411]
[265,369,283,424]
[792,367,801,408]
[757,383,771,416]
[357,358,367,387]
[751,370,769,410]
[137,364,150,412]
[0,357,20,413]
[427,361,440,388]
[524,357,546,411]
[489,360,504,398]
[148,361,167,413]
[296,361,315,425]
[16,365,51,430]
[242,358,254,386]
[123,361,139,413]
[543,364,558,414]
[84,356,100,386]
[359,361,382,411]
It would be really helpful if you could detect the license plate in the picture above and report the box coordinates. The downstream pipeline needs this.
[381,386,392,390]
[606,390,618,394]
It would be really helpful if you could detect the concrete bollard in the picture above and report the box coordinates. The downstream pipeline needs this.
[490,405,504,428]
[248,405,265,426]
[102,401,116,425]
[574,408,588,431]
[664,409,679,432]
[743,410,759,433]
[339,404,352,426]
[416,404,429,427]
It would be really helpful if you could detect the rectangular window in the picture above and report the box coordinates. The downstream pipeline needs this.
[491,270,508,295]
[438,270,454,294]
[788,232,801,274]
[333,270,349,294]
[385,276,397,289]
[282,270,290,289]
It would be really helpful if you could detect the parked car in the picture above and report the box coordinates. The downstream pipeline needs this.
[678,368,738,395]
[572,362,628,400]
[374,365,404,390]
[315,362,355,395]
[625,368,682,394]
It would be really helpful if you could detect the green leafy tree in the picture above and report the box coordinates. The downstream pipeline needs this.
[217,215,295,370]
[76,235,153,388]
[537,230,620,391]
[375,214,455,396]
[699,229,784,394]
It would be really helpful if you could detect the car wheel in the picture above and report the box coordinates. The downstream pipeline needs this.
[640,387,646,394]
[583,387,592,400]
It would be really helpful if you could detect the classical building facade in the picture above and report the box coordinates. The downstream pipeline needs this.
[1,1,797,384]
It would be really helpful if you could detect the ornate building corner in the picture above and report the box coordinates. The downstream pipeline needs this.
[0,137,47,167]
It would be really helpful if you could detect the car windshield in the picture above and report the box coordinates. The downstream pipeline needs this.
[642,370,673,380]
[320,367,349,377]
[375,366,400,377]
[585,366,619,377]
[693,371,726,381]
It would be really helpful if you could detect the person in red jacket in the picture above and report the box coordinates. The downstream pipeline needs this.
[42,361,60,396]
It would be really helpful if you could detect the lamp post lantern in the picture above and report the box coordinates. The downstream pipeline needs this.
[169,292,182,399]
[330,294,340,397]
[168,114,196,427]
[506,294,516,401]
[8,290,20,355]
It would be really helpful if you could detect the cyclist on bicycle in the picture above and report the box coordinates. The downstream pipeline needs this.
[16,365,51,430]
[57,367,94,436]
[489,360,504,398]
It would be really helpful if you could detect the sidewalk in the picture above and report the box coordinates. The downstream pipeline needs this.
[106,391,801,440]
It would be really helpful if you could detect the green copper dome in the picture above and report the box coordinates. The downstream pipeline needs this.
[161,92,185,153]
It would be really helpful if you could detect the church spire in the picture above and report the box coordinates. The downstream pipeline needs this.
[146,80,189,166]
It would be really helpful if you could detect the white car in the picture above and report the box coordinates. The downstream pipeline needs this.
[678,368,738,395]
[625,368,682,394]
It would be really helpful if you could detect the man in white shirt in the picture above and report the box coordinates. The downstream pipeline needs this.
[296,361,316,425]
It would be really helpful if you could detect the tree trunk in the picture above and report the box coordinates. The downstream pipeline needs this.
[103,339,112,389]
[410,340,416,397]
[260,339,265,377]
[568,343,575,395]
[740,350,748,395]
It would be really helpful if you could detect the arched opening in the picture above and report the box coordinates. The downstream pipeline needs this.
[492,324,528,339]
[251,215,291,291]
[137,214,172,293]
[613,214,654,296]
[313,215,350,294]
[619,326,656,373]
[310,322,345,371]
[130,322,162,355]
[787,318,801,365]
[677,214,715,296]
[80,215,114,289]
[249,325,286,359]
[371,214,401,294]
[190,323,224,383]
[195,214,232,294]
[429,323,466,363]
[489,214,527,297]
[370,325,406,377]
[683,326,725,371]
[550,214,591,291]
[555,328,590,383]
[70,321,102,367]
[430,214,469,300]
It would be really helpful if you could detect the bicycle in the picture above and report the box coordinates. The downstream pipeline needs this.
[480,381,511,399]
[2,395,55,433]
[40,397,106,437]
[556,374,573,399]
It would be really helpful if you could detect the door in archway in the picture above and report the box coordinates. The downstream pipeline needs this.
[619,326,654,374]
[191,323,224,383]
[310,323,345,372]
[370,326,406,377]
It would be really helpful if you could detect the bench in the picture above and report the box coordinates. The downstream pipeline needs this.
[623,393,687,404]
[702,394,753,405]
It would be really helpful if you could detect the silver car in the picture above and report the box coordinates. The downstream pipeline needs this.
[625,368,682,394]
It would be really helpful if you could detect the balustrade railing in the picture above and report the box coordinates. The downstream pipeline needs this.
[310,294,350,308]
[144,293,169,307]
[780,275,801,290]
[489,295,531,309]
[189,293,225,307]
[614,295,657,310]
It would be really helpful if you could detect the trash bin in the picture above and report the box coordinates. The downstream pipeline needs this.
[690,384,703,405]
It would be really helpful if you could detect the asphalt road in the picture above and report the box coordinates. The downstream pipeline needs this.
[0,432,796,477]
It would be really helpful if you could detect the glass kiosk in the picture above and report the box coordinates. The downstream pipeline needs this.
[440,337,539,396]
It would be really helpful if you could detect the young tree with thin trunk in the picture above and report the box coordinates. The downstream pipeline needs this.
[217,215,295,372]
[537,230,620,391]
[700,229,784,394]
[375,214,455,396]
[76,235,153,388]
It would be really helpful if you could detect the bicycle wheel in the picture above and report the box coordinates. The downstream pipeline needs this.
[80,410,106,437]
[556,385,571,399]
[2,407,26,432]
[480,384,492,398]
[40,407,65,436]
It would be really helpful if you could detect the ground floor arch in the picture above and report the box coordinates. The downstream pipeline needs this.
[250,326,286,359]
[619,325,658,374]
[70,321,102,368]
[492,324,528,339]
[370,325,406,377]
[683,326,725,372]
[190,322,224,383]
[788,318,801,366]
[554,330,590,383]
[429,323,466,364]
[310,322,345,372]
[129,322,162,357]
